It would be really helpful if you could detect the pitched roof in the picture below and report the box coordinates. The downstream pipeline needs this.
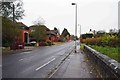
[17,22,29,30]
[29,25,50,31]
[46,30,56,36]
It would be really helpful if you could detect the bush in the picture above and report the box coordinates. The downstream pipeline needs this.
[25,43,32,46]
[39,41,46,46]
[2,17,21,47]
[45,42,49,46]
[2,41,9,47]
[46,40,53,46]
[81,35,120,47]
[81,33,93,39]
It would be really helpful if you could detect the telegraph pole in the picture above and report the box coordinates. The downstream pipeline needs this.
[13,4,15,22]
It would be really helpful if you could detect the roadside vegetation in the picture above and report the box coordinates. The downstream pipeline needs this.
[80,43,85,50]
[81,29,120,62]
[2,0,24,47]
[53,42,64,45]
[89,45,120,62]
[2,17,21,47]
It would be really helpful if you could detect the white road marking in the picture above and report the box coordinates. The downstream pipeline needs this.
[35,58,56,71]
[20,52,30,54]
[19,59,24,61]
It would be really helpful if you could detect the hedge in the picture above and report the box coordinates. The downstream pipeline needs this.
[81,35,120,47]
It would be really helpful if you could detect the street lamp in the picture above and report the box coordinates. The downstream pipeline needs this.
[78,24,81,46]
[71,3,77,53]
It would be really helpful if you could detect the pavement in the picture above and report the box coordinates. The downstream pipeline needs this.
[0,47,2,79]
[51,46,102,78]
[2,46,35,55]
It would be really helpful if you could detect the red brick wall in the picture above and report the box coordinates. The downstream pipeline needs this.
[45,36,58,42]
[21,30,29,43]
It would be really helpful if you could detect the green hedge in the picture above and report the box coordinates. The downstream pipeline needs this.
[82,35,120,47]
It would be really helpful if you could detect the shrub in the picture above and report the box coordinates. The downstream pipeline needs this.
[81,35,120,47]
[81,33,93,39]
[46,40,53,46]
[25,43,32,46]
[2,17,21,47]
[3,41,9,47]
[45,42,49,46]
[39,41,46,46]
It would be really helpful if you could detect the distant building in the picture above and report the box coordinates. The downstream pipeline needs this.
[46,29,60,42]
[88,29,97,34]
[29,25,60,42]
[70,35,75,40]
[29,25,50,42]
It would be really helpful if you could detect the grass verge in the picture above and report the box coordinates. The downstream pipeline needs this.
[80,43,85,50]
[88,45,120,62]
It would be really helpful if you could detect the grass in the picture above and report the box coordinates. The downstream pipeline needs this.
[2,47,11,51]
[80,43,85,50]
[88,45,120,62]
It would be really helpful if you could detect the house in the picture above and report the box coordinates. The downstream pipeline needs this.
[8,22,29,49]
[29,25,50,42]
[46,29,60,42]
[70,35,75,40]
[29,25,60,42]
[60,28,71,42]
[17,22,29,44]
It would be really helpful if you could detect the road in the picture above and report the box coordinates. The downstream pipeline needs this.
[2,41,75,78]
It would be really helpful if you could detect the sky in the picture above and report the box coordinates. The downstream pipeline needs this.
[20,0,119,36]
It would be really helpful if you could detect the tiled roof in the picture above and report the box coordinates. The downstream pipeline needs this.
[46,30,56,36]
[17,22,29,30]
[29,25,50,31]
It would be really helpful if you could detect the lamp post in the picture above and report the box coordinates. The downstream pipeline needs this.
[71,3,77,53]
[78,24,81,46]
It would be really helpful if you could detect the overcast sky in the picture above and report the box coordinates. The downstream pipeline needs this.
[20,0,119,36]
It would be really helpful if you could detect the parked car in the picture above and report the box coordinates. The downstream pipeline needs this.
[30,41,36,46]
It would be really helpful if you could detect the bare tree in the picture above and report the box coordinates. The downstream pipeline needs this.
[1,0,25,20]
[33,17,45,26]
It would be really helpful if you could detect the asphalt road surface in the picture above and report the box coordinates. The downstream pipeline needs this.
[2,41,75,78]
